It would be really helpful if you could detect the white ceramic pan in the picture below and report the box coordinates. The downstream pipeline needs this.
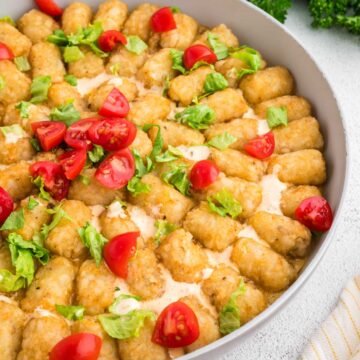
[1,1,348,358]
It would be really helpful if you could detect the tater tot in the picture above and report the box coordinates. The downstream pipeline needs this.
[273,117,324,154]
[94,0,128,31]
[117,318,168,360]
[160,13,198,50]
[15,197,51,241]
[202,265,267,324]
[123,3,159,41]
[18,9,59,44]
[45,200,92,260]
[0,301,25,360]
[128,173,194,224]
[194,174,262,219]
[215,58,250,88]
[148,120,205,149]
[0,61,31,105]
[68,47,105,78]
[68,168,125,206]
[130,129,153,158]
[281,185,322,218]
[2,103,50,134]
[249,211,311,257]
[239,66,295,104]
[180,296,220,352]
[268,149,326,185]
[21,256,76,313]
[200,88,248,123]
[0,22,32,57]
[128,248,165,300]
[72,316,119,360]
[0,161,33,200]
[254,95,311,121]
[0,134,35,165]
[29,42,66,83]
[168,66,213,106]
[157,229,209,283]
[128,93,171,126]
[231,237,295,291]
[183,202,242,251]
[106,47,148,77]
[62,2,93,35]
[76,260,117,315]
[48,82,87,111]
[88,79,138,111]
[204,118,258,151]
[137,48,177,88]
[211,148,265,182]
[195,24,239,48]
[17,316,70,360]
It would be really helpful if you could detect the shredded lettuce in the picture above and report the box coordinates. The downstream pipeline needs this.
[30,76,52,104]
[154,220,177,246]
[208,32,228,60]
[50,102,81,127]
[162,163,191,196]
[266,106,288,128]
[207,189,242,218]
[207,132,237,150]
[55,304,85,320]
[124,35,148,55]
[27,197,39,210]
[203,72,228,95]
[0,208,24,231]
[14,56,31,72]
[174,104,215,130]
[15,101,31,118]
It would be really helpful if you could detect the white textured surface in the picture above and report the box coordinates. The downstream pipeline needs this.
[221,2,360,359]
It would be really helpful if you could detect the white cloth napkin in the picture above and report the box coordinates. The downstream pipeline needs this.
[301,277,360,360]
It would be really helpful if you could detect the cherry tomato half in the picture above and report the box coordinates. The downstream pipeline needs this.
[151,7,177,33]
[0,187,14,225]
[87,118,137,152]
[58,149,87,180]
[183,44,217,70]
[295,196,333,232]
[50,333,102,360]
[30,161,70,201]
[104,231,139,278]
[98,30,127,52]
[35,0,63,17]
[152,301,200,348]
[31,121,66,151]
[98,88,130,118]
[64,118,99,150]
[243,132,275,159]
[189,160,219,190]
[0,42,14,61]
[95,149,135,189]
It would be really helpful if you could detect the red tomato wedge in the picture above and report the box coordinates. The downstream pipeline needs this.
[152,301,200,348]
[95,149,135,189]
[58,149,87,180]
[151,7,177,33]
[0,187,14,225]
[183,44,217,70]
[31,121,66,151]
[103,231,139,278]
[30,161,70,201]
[35,0,63,17]
[295,196,333,232]
[98,30,127,52]
[87,118,137,152]
[50,333,102,360]
[0,42,14,61]
[189,160,219,190]
[98,88,130,118]
[64,118,99,150]
[243,132,275,159]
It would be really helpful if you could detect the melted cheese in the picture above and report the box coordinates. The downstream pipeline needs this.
[176,145,210,161]
[128,206,156,239]
[33,307,57,318]
[89,205,105,232]
[76,73,114,96]
[107,201,126,219]
[243,107,270,135]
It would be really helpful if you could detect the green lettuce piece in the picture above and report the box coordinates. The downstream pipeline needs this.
[208,32,229,60]
[64,74,78,86]
[154,220,177,246]
[207,189,242,218]
[174,104,215,130]
[0,75,5,90]
[108,293,141,315]
[0,124,26,139]
[125,35,148,55]
[0,208,24,231]
[170,49,186,74]
[30,76,52,104]
[33,176,51,201]
[162,164,190,196]
[78,222,107,266]
[207,132,237,150]
[14,56,31,72]
[63,46,84,63]
[0,269,25,292]
[88,144,105,164]
[155,145,183,163]
[50,102,81,127]
[15,101,31,118]
[203,72,228,95]
[266,106,288,128]
[231,46,262,79]
[98,310,155,339]
[55,304,85,320]
[0,16,15,26]
[27,197,39,210]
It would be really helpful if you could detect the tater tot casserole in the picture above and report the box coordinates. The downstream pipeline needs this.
[0,1,336,359]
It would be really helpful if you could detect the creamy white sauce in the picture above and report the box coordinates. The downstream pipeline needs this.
[107,201,127,219]
[2,125,28,144]
[205,247,237,270]
[176,145,210,161]
[34,307,57,318]
[237,225,269,247]
[0,295,14,304]
[113,298,141,315]
[76,73,115,96]
[242,107,270,135]
[202,267,214,280]
[131,77,162,96]
[0,164,8,170]
[108,77,123,87]
[89,205,105,232]
[142,266,216,316]
[128,206,156,239]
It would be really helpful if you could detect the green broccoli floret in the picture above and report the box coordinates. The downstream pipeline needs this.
[247,0,292,23]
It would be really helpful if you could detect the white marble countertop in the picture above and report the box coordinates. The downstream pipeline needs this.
[220,2,360,359]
